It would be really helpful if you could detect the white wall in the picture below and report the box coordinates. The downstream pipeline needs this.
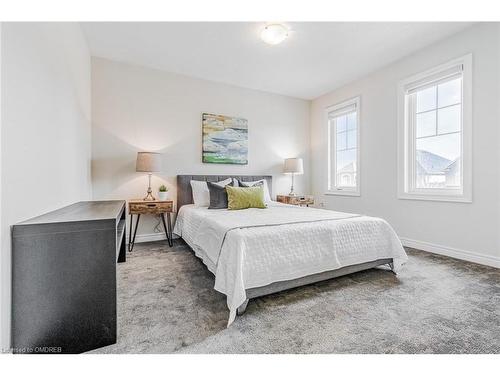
[0,21,3,352]
[311,23,500,267]
[91,58,311,241]
[0,23,92,350]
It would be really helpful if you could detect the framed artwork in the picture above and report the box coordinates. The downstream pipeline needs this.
[202,113,248,164]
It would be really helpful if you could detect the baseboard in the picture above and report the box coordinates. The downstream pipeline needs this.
[400,237,500,269]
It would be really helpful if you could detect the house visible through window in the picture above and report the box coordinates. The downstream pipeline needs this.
[326,97,360,196]
[414,77,461,189]
[398,55,472,202]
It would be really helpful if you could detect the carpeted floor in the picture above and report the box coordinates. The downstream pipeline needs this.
[90,239,500,354]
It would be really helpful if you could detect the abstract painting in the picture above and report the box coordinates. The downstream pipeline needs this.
[202,113,248,164]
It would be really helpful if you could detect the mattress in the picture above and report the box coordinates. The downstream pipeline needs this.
[174,202,408,325]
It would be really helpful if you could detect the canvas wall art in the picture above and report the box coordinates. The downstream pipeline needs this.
[202,113,248,164]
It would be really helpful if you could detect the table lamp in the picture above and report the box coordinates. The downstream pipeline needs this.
[136,152,161,201]
[284,157,304,196]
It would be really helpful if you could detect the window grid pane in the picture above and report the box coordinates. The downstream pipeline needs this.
[336,130,347,151]
[416,110,437,138]
[437,104,461,135]
[438,78,461,108]
[416,86,437,113]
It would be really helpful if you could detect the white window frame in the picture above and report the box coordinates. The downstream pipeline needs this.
[398,54,472,203]
[325,96,361,196]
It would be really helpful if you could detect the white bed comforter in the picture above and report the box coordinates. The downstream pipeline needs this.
[174,203,407,326]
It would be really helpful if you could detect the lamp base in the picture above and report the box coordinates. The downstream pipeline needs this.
[143,187,156,201]
[143,173,155,201]
[289,173,296,196]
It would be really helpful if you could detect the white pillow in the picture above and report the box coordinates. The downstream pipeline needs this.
[190,178,233,207]
[239,179,272,202]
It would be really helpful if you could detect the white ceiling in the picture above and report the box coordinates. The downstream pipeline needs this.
[81,22,473,100]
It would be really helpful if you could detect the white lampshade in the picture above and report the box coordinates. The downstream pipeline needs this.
[136,152,161,172]
[284,158,304,174]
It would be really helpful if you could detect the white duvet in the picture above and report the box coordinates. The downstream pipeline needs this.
[174,202,407,326]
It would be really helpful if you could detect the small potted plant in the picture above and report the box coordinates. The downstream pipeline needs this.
[158,185,169,201]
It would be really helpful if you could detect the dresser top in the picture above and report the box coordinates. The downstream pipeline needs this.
[16,200,126,226]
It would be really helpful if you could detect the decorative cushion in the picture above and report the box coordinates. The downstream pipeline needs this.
[207,181,234,209]
[226,186,267,210]
[237,179,272,202]
[190,178,232,207]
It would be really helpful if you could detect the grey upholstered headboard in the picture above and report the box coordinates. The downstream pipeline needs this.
[177,175,272,210]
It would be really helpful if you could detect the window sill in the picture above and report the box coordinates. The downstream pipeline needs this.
[398,193,472,203]
[325,190,360,197]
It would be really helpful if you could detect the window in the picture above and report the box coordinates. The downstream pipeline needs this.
[326,97,360,196]
[398,54,472,202]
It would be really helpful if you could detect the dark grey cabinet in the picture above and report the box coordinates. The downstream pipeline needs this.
[11,200,126,354]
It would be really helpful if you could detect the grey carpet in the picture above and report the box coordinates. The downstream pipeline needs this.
[90,239,500,354]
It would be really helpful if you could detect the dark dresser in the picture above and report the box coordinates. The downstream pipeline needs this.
[11,200,126,354]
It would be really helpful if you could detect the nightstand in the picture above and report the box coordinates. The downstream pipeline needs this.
[276,195,314,207]
[128,200,174,251]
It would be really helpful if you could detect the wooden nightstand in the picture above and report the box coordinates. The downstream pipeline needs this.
[128,200,174,251]
[277,195,314,207]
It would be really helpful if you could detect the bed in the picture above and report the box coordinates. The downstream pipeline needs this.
[174,175,408,326]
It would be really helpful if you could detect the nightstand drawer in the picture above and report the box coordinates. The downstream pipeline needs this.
[128,201,173,214]
[277,195,314,206]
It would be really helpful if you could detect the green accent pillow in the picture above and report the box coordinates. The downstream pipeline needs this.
[226,186,267,210]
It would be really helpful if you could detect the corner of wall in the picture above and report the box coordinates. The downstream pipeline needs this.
[307,99,314,196]
[0,21,6,351]
[79,23,93,201]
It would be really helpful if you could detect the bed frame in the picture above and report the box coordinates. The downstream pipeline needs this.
[176,174,395,315]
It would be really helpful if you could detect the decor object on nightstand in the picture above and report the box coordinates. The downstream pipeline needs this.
[283,157,304,196]
[136,152,161,201]
[128,200,173,251]
[158,185,169,201]
[277,194,314,207]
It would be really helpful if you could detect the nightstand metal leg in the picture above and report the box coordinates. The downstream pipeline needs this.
[167,212,173,247]
[129,214,140,252]
[128,214,134,252]
[161,213,173,247]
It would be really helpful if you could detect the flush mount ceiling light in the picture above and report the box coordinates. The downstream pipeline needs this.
[260,24,289,45]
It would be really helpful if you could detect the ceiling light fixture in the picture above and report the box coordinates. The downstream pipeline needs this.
[260,24,289,45]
